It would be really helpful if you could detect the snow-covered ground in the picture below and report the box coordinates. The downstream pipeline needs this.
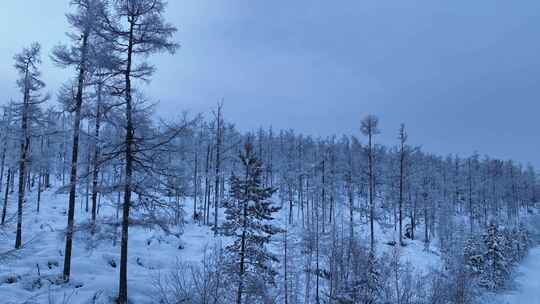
[0,186,448,303]
[0,189,221,303]
[4,186,540,304]
[493,246,540,304]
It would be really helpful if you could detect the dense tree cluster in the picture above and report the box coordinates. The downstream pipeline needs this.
[464,223,529,290]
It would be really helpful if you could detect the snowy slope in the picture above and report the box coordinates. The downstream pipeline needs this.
[491,247,540,304]
[0,189,222,303]
[0,187,442,303]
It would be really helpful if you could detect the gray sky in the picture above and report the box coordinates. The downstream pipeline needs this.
[1,1,539,168]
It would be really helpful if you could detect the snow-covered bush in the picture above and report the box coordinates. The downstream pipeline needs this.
[153,246,233,304]
[462,223,531,292]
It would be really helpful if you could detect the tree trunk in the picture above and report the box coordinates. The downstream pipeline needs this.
[85,130,91,213]
[118,21,135,304]
[0,141,6,199]
[284,227,289,304]
[289,186,293,225]
[91,84,102,227]
[63,30,89,281]
[412,192,416,240]
[468,159,473,234]
[15,64,31,250]
[315,195,320,304]
[204,144,211,225]
[368,132,375,251]
[236,209,247,304]
[193,147,199,220]
[236,162,249,304]
[36,171,42,213]
[321,160,325,234]
[348,176,354,262]
[113,167,122,247]
[36,135,45,213]
[399,140,405,245]
[1,169,11,225]
[213,105,222,235]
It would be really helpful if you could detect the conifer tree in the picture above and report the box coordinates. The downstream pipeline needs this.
[221,142,281,304]
[480,223,509,290]
[97,1,178,301]
[361,114,380,252]
[52,0,104,282]
[13,43,47,249]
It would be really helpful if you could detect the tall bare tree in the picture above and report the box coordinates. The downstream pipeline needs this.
[99,1,178,302]
[13,43,47,249]
[52,0,104,282]
[361,114,380,252]
[398,123,407,246]
[213,103,223,235]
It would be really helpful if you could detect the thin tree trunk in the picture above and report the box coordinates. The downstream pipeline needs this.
[91,83,102,227]
[1,169,11,225]
[348,176,354,263]
[15,63,31,250]
[423,186,429,244]
[284,227,289,304]
[399,138,405,245]
[36,170,42,213]
[193,147,199,220]
[62,114,68,186]
[0,141,6,198]
[118,21,135,304]
[85,130,91,213]
[368,132,375,251]
[236,208,247,304]
[36,135,45,213]
[113,167,122,247]
[204,144,211,225]
[63,30,89,281]
[289,186,293,225]
[410,189,416,240]
[315,195,320,304]
[321,159,326,234]
[213,105,222,235]
[236,162,249,304]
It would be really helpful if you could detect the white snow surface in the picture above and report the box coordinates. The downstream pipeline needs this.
[493,246,540,304]
[0,189,221,303]
[0,187,443,303]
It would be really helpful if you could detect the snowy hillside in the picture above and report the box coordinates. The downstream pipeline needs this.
[0,189,216,303]
[0,1,539,304]
[0,187,443,304]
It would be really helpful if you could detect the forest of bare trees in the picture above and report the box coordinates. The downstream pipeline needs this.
[0,1,539,304]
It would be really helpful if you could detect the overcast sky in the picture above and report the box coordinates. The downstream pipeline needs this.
[0,1,539,167]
